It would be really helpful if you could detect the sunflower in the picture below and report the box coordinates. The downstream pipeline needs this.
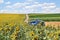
[30,31,35,37]
[0,27,3,31]
[10,34,17,40]
[32,35,39,40]
[16,26,20,31]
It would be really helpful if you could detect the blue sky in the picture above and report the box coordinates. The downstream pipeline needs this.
[0,0,60,13]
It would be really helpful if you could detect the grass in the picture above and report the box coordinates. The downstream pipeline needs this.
[29,14,60,21]
[29,14,60,17]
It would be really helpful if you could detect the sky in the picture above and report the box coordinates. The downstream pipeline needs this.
[0,0,60,13]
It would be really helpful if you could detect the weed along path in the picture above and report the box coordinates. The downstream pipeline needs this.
[45,22,60,27]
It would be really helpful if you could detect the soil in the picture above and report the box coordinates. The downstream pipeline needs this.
[45,22,60,27]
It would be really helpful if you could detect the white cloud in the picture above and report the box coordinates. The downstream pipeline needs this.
[5,2,30,9]
[25,4,42,9]
[23,2,56,13]
[54,8,60,13]
[25,0,34,2]
[6,5,12,8]
[0,10,9,13]
[5,3,21,9]
[1,0,60,13]
[27,0,33,1]
[0,0,4,4]
[12,3,22,8]
[5,1,11,4]
[40,3,57,13]
[0,10,20,13]
[41,3,56,9]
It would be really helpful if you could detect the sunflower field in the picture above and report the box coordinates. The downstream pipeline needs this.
[0,14,60,40]
[0,22,60,40]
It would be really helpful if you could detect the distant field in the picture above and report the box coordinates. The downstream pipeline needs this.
[0,14,26,24]
[0,14,60,22]
[29,14,60,21]
[45,22,60,27]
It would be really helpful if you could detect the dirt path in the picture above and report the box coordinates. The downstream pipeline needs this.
[45,22,60,27]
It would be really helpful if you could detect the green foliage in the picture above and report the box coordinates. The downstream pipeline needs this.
[0,23,60,40]
[29,14,60,21]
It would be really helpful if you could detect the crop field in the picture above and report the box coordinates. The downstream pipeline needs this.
[29,14,60,21]
[0,14,60,40]
[0,14,26,25]
[45,22,60,27]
